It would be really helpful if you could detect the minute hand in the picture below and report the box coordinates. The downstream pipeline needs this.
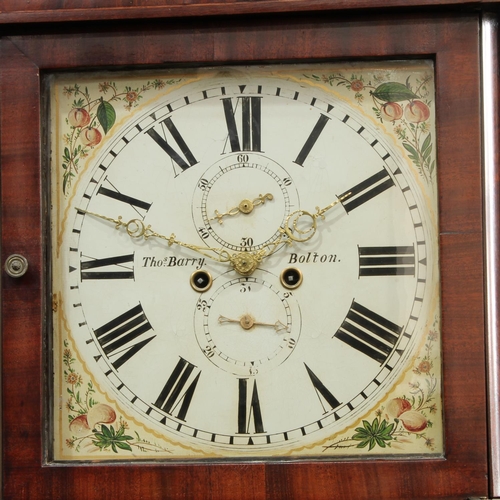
[280,192,351,244]
[77,209,270,276]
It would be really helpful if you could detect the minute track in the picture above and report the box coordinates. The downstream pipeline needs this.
[56,64,439,458]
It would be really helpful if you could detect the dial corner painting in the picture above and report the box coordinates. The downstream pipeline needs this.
[48,61,443,462]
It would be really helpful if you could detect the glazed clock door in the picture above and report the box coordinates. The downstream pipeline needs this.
[50,62,441,460]
[0,9,489,500]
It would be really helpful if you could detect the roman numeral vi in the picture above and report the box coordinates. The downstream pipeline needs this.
[237,378,265,434]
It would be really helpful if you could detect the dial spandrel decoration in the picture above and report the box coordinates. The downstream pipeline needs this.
[50,62,442,461]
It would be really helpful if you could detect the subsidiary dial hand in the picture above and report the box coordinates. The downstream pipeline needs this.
[218,314,289,333]
[209,193,274,225]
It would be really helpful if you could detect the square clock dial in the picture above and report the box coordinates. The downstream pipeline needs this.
[49,61,442,461]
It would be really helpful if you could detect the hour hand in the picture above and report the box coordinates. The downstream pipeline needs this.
[77,208,230,261]
[76,208,175,244]
[77,208,264,275]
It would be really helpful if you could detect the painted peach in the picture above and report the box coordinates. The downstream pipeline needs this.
[399,410,428,433]
[69,414,90,436]
[404,100,430,123]
[380,102,403,121]
[386,397,412,418]
[81,127,102,147]
[68,108,91,128]
[87,403,116,430]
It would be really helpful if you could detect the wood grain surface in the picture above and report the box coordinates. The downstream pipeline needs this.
[0,10,489,499]
[0,0,498,24]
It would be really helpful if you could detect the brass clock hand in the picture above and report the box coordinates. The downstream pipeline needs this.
[208,193,274,225]
[218,314,289,333]
[78,207,234,260]
[282,191,352,243]
[77,208,270,276]
[77,192,348,276]
[242,191,352,262]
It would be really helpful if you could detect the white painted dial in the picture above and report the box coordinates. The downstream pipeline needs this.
[57,65,437,456]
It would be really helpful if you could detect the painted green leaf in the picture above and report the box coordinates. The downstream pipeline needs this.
[362,420,372,432]
[423,146,432,164]
[101,424,113,438]
[371,82,419,103]
[380,421,395,437]
[97,100,116,135]
[421,133,432,153]
[353,419,394,451]
[422,134,433,162]
[353,430,368,441]
[356,439,371,449]
[115,441,133,452]
[403,142,419,159]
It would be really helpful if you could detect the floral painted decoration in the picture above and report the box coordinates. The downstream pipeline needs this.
[63,341,169,455]
[61,78,179,194]
[305,72,435,183]
[323,327,440,453]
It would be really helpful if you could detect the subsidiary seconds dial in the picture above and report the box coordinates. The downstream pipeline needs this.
[192,154,300,252]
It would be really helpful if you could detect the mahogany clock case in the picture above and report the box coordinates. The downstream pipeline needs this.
[0,9,490,500]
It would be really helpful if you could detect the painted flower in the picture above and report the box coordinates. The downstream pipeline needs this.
[125,91,139,103]
[394,124,407,140]
[66,371,82,385]
[98,82,114,93]
[153,79,167,89]
[350,79,364,92]
[417,360,432,374]
[428,329,438,341]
